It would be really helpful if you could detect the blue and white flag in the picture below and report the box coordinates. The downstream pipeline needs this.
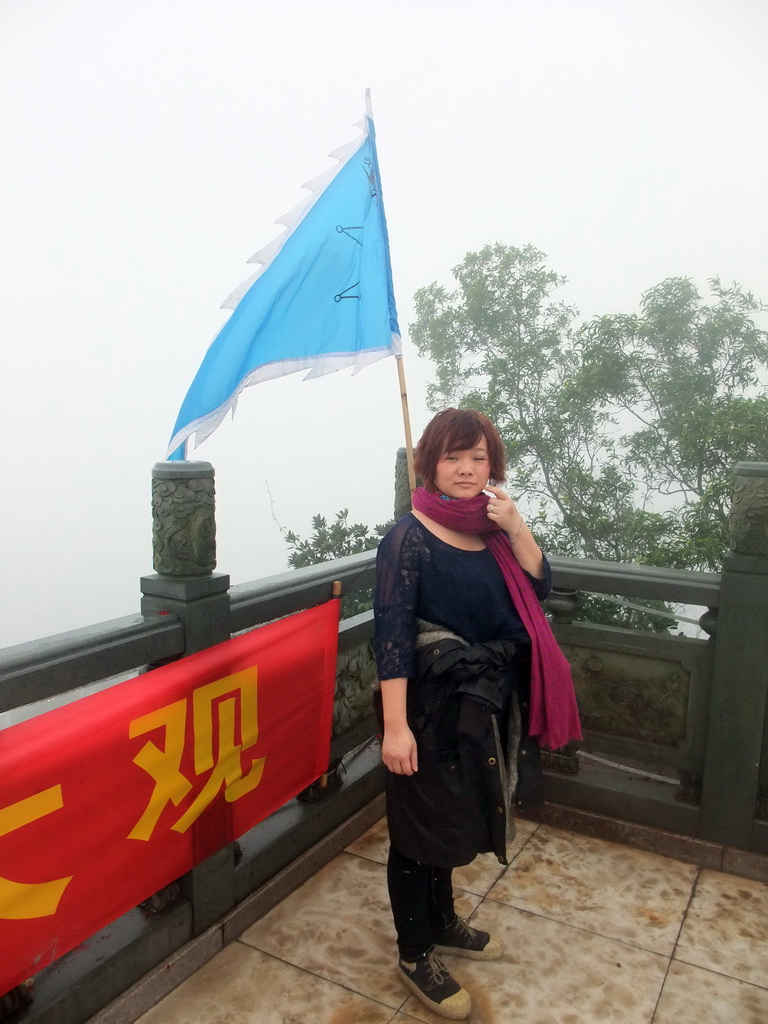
[167,91,401,460]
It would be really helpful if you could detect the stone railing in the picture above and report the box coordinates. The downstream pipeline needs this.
[535,463,768,859]
[2,459,768,1024]
[0,462,382,1024]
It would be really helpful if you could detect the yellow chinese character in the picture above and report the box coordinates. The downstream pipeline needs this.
[127,700,192,841]
[0,787,73,919]
[128,670,266,840]
[172,668,266,833]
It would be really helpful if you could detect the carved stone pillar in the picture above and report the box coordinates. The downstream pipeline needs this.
[151,461,217,575]
[394,447,413,521]
[731,464,768,826]
[698,462,768,848]
[139,460,234,933]
[729,462,768,557]
[141,462,230,658]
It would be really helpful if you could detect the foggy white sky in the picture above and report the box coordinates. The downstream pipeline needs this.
[1,0,766,647]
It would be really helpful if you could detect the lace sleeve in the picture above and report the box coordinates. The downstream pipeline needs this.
[373,516,422,680]
[526,553,552,601]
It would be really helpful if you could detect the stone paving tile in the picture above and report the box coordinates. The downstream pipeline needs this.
[239,850,480,1010]
[453,818,539,897]
[345,815,390,865]
[396,899,668,1024]
[675,868,768,988]
[488,824,697,955]
[345,815,539,897]
[126,824,768,1024]
[134,942,395,1024]
[653,960,768,1024]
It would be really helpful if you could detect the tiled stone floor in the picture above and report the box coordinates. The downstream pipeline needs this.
[135,817,768,1024]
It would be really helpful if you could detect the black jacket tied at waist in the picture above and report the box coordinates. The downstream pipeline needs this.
[377,622,533,870]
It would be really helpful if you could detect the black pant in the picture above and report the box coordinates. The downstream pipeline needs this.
[387,845,456,961]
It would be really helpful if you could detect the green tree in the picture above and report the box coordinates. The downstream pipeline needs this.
[576,276,768,570]
[411,243,768,627]
[285,509,387,616]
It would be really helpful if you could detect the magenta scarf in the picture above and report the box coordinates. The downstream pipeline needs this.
[412,487,581,750]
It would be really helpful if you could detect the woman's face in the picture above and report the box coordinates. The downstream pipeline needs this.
[434,439,490,499]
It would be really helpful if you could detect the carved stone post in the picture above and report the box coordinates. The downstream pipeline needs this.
[698,462,768,848]
[729,463,768,555]
[140,461,234,932]
[394,447,413,521]
[151,461,217,575]
[141,462,230,656]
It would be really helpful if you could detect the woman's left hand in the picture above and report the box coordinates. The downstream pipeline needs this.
[485,485,522,536]
[486,484,546,577]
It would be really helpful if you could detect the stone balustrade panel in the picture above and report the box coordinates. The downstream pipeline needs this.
[332,639,377,738]
[554,621,713,777]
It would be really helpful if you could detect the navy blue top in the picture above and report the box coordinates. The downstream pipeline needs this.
[374,513,551,681]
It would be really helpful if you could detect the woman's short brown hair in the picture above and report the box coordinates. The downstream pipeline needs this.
[414,408,506,490]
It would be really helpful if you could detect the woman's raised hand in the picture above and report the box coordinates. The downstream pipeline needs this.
[485,484,546,576]
[485,484,522,536]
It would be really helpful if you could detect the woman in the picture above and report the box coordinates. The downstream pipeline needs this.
[374,408,581,1020]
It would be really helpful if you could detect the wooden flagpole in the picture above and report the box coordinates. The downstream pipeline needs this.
[396,354,417,496]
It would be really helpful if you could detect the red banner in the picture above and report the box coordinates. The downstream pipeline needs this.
[0,600,340,993]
